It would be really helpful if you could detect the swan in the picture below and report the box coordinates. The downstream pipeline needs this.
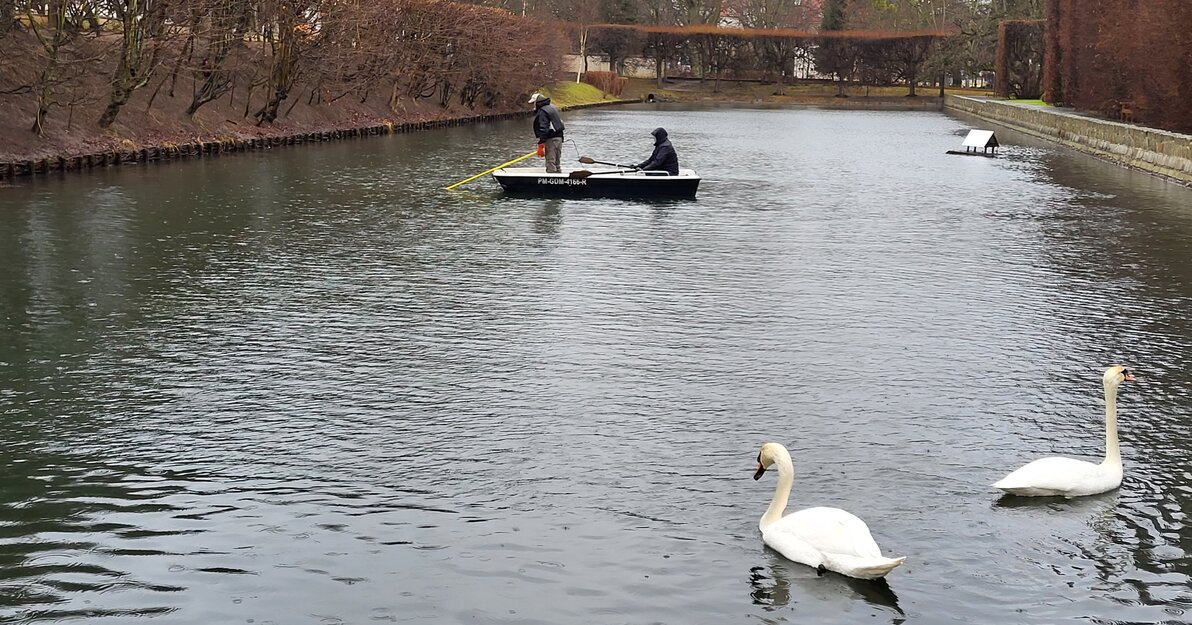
[753,443,905,580]
[992,365,1135,497]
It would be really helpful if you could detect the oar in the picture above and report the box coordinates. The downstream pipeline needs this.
[569,169,637,179]
[578,155,638,169]
[445,150,537,191]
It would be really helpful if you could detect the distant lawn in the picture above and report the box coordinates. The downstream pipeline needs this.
[538,82,620,108]
[1012,99,1049,106]
[617,77,995,102]
[539,77,1000,107]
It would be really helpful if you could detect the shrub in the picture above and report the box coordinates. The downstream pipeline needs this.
[581,71,626,96]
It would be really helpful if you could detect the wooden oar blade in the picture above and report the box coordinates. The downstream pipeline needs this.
[578,156,596,164]
[568,170,594,179]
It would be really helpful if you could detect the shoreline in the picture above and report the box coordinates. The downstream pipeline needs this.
[0,99,639,183]
[15,82,1188,187]
[0,90,951,184]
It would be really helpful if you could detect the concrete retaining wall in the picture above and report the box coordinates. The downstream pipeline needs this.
[945,95,1192,185]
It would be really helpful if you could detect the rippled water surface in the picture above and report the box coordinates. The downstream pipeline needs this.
[2,105,1192,624]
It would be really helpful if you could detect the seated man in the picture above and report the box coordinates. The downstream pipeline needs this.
[636,127,679,175]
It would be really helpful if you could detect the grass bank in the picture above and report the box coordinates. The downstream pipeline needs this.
[535,81,628,109]
[617,77,992,108]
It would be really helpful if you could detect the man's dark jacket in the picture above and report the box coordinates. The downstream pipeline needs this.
[637,127,679,175]
[533,97,565,141]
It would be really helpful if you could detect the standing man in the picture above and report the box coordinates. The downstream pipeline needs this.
[529,92,565,173]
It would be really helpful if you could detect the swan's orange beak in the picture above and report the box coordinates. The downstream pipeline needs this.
[1123,371,1136,382]
[753,463,766,481]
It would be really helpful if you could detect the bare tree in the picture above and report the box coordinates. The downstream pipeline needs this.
[97,0,170,127]
[730,0,815,92]
[539,0,600,81]
[29,0,75,134]
[588,26,644,75]
[252,0,318,125]
[28,0,101,134]
[636,0,679,86]
[184,0,252,116]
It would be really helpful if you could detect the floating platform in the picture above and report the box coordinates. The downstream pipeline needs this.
[947,129,999,157]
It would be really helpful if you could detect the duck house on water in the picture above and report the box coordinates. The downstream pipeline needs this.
[947,130,999,157]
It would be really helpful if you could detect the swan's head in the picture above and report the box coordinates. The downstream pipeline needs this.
[753,442,791,481]
[1103,365,1135,387]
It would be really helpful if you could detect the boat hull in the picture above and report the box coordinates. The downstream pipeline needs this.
[491,167,700,199]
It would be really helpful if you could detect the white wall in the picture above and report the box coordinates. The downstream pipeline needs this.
[562,54,610,74]
[563,54,658,79]
[621,57,657,79]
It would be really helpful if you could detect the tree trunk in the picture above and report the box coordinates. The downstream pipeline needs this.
[32,68,55,135]
[253,22,298,125]
[188,57,235,116]
[576,26,587,84]
[1,0,15,34]
[654,36,664,88]
[98,0,161,128]
[183,0,250,114]
[29,0,70,136]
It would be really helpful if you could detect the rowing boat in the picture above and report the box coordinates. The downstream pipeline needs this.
[491,167,700,198]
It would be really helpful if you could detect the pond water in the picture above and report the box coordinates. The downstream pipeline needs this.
[2,104,1191,624]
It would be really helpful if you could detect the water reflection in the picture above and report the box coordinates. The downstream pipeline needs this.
[532,202,563,237]
[749,550,904,619]
[2,106,1192,624]
[992,490,1120,510]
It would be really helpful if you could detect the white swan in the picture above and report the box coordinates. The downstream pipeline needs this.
[992,365,1135,497]
[753,443,905,580]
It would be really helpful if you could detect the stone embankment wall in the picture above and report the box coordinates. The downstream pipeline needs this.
[945,95,1192,186]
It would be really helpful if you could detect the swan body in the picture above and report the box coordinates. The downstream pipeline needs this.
[991,456,1122,497]
[993,366,1134,498]
[754,443,905,580]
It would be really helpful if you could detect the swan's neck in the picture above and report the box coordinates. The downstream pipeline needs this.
[1102,383,1121,467]
[760,460,793,531]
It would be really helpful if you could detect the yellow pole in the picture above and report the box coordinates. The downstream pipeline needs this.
[445,151,538,191]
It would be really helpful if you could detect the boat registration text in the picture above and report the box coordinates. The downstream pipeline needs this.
[537,178,587,185]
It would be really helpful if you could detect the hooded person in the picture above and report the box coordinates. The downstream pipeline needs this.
[529,92,565,173]
[636,127,679,175]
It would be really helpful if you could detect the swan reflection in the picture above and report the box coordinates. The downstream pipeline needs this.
[749,551,904,618]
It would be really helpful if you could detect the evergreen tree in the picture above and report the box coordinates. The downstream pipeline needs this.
[815,0,856,97]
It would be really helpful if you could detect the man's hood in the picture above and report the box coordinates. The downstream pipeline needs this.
[651,127,668,144]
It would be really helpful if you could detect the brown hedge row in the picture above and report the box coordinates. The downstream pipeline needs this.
[1045,0,1192,132]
